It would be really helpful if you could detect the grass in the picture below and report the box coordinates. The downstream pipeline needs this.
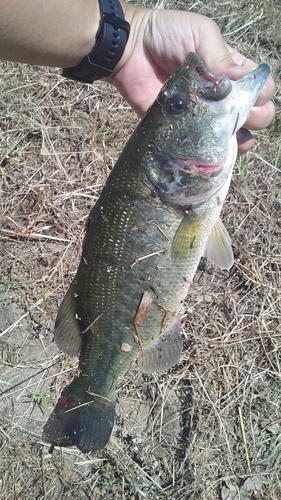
[0,0,280,498]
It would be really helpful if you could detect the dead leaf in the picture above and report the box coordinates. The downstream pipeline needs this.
[134,291,152,326]
[240,475,262,494]
[221,482,237,500]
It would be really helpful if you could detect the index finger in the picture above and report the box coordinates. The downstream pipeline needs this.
[226,45,276,106]
[243,99,275,131]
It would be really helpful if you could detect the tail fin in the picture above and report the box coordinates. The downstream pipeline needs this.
[42,382,116,453]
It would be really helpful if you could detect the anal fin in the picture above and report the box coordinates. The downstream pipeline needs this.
[55,283,83,357]
[138,318,183,374]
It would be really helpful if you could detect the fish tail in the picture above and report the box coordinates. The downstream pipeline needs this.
[42,381,116,453]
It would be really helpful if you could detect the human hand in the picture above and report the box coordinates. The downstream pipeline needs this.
[110,3,275,155]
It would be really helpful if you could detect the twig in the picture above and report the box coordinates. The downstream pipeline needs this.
[80,313,103,335]
[0,228,71,243]
[0,287,60,337]
[130,248,166,268]
[238,405,252,475]
[153,223,170,241]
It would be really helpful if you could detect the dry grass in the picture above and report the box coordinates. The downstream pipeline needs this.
[0,0,280,499]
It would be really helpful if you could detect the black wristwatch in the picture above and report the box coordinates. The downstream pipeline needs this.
[62,0,130,83]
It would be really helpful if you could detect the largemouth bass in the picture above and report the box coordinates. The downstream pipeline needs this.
[43,53,269,453]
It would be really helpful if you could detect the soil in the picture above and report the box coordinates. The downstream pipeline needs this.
[0,1,280,499]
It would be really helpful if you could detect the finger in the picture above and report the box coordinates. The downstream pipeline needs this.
[225,65,276,107]
[237,129,255,155]
[194,18,235,71]
[244,100,275,131]
[226,45,256,66]
[255,74,276,106]
[223,45,276,106]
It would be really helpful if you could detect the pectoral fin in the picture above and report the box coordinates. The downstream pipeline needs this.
[138,318,183,374]
[204,218,234,271]
[54,283,83,357]
[171,212,204,263]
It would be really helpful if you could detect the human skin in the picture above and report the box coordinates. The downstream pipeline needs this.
[0,0,100,67]
[0,0,275,153]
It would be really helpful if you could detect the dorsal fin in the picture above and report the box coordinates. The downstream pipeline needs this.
[204,217,234,270]
[138,318,183,374]
[54,283,83,357]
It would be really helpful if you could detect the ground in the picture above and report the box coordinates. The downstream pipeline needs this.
[0,0,280,499]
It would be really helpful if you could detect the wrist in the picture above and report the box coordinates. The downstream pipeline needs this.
[63,0,130,83]
[70,2,101,66]
[107,1,151,81]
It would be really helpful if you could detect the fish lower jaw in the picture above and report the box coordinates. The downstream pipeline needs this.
[194,162,222,176]
[175,157,223,177]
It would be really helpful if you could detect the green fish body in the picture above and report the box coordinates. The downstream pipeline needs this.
[43,53,270,453]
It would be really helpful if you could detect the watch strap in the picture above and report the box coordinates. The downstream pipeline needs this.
[62,0,130,83]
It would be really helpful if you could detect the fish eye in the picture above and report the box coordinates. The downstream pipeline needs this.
[167,96,187,115]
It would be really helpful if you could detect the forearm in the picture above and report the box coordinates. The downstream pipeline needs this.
[0,0,100,67]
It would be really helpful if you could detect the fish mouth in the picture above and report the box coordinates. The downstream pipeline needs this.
[173,157,223,178]
[186,52,233,102]
[152,155,229,207]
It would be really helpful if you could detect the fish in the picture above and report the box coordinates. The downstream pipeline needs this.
[42,53,270,453]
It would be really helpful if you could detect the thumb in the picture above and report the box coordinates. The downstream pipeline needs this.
[200,35,271,105]
[192,16,260,80]
[192,16,235,71]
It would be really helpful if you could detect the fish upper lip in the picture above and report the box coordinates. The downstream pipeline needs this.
[186,52,233,102]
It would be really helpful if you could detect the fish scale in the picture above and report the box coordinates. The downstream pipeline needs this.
[43,53,270,453]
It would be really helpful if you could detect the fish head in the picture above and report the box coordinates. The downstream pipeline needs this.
[142,52,270,206]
